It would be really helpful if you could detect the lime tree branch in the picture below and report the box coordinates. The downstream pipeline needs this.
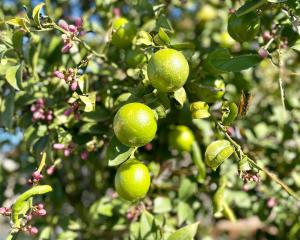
[217,122,300,202]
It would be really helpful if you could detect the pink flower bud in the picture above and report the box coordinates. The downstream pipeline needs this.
[267,197,276,208]
[29,226,38,235]
[53,70,65,79]
[30,105,37,112]
[242,184,249,192]
[252,175,259,182]
[144,143,153,151]
[58,19,69,31]
[0,207,6,215]
[262,31,271,42]
[32,171,43,180]
[68,25,78,33]
[80,151,89,160]
[47,165,55,175]
[37,203,44,210]
[113,8,121,17]
[27,214,32,221]
[36,99,45,107]
[70,81,78,91]
[258,48,268,59]
[53,143,65,150]
[61,42,73,53]
[37,209,47,216]
[74,17,83,27]
[64,149,71,157]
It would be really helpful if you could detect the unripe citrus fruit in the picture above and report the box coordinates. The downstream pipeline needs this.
[111,17,136,48]
[219,32,236,48]
[147,49,189,92]
[168,125,195,152]
[115,158,151,201]
[125,49,147,68]
[196,5,217,22]
[113,102,157,147]
[227,12,260,43]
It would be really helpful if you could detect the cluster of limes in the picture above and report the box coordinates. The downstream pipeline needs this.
[111,11,261,201]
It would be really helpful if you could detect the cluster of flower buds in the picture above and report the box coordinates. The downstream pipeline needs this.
[53,68,78,91]
[64,101,80,120]
[22,225,39,236]
[126,199,152,221]
[28,170,43,185]
[241,170,260,191]
[58,18,84,53]
[32,203,47,217]
[53,143,75,157]
[30,99,53,122]
[0,207,12,216]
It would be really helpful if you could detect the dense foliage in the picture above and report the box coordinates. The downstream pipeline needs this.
[0,0,300,239]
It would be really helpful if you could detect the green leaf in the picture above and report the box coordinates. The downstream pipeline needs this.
[177,201,194,225]
[171,87,187,108]
[213,176,227,218]
[0,90,15,129]
[167,222,199,240]
[5,17,30,32]
[178,178,197,201]
[79,92,96,112]
[236,0,268,17]
[291,39,300,52]
[5,64,23,90]
[205,49,262,73]
[156,14,174,33]
[205,140,235,171]
[153,196,172,214]
[222,102,238,125]
[135,30,154,46]
[32,2,45,28]
[154,28,170,46]
[191,141,206,183]
[170,42,195,50]
[140,210,159,240]
[107,136,136,167]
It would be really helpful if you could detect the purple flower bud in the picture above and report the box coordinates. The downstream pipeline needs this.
[53,70,65,79]
[68,25,78,33]
[70,81,78,91]
[258,48,268,59]
[64,149,71,157]
[80,151,89,160]
[58,19,69,31]
[29,226,38,235]
[37,209,47,216]
[47,165,55,175]
[36,98,45,107]
[61,42,73,53]
[46,113,53,121]
[0,207,6,215]
[27,214,32,221]
[64,108,74,116]
[79,30,85,36]
[262,31,272,42]
[74,17,83,27]
[53,143,65,150]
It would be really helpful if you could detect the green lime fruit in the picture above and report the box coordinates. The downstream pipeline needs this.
[115,158,151,201]
[227,12,260,43]
[196,4,217,22]
[113,102,157,147]
[168,125,195,152]
[125,49,147,68]
[147,48,189,92]
[111,17,136,48]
